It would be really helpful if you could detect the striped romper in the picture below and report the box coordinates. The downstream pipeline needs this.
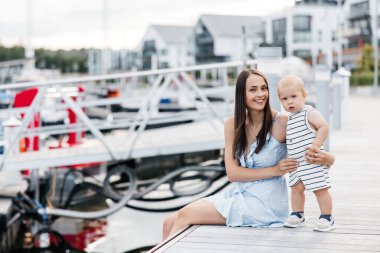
[287,105,331,191]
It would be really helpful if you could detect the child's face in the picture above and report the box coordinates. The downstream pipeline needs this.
[278,85,306,113]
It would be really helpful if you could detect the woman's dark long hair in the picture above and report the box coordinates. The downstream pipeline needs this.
[232,69,273,158]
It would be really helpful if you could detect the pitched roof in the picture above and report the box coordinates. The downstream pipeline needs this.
[200,14,263,38]
[151,25,193,44]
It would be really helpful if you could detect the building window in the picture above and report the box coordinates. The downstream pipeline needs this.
[294,15,311,31]
[272,18,286,45]
[349,18,371,35]
[195,22,216,63]
[160,49,168,55]
[142,40,157,70]
[144,40,156,49]
[293,15,312,43]
[350,1,369,18]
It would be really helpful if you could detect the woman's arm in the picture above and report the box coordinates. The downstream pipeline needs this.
[224,117,296,182]
[305,146,335,167]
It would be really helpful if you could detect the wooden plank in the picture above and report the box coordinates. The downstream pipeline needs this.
[182,233,380,251]
[167,241,378,253]
[192,226,380,242]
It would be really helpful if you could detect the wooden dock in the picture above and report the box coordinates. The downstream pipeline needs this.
[149,93,380,252]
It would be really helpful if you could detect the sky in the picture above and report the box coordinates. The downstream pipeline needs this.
[0,0,294,50]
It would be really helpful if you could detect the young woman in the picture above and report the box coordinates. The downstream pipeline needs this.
[162,69,335,240]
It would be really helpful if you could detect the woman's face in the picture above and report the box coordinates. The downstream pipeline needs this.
[245,74,269,111]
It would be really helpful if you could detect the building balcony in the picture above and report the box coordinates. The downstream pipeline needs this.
[347,34,371,48]
[348,11,370,20]
[195,51,215,59]
[345,27,371,37]
[343,27,361,37]
[195,36,213,45]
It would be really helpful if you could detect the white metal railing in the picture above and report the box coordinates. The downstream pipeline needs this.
[0,59,30,84]
[0,59,31,69]
[0,60,256,89]
[0,59,257,171]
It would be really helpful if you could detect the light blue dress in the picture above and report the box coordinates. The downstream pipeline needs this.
[204,133,289,227]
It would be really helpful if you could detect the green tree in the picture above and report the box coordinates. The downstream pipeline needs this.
[356,44,374,72]
[0,44,25,61]
[0,45,88,73]
[34,48,88,73]
[351,44,380,86]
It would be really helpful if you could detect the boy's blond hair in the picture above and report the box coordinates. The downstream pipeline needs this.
[278,75,307,97]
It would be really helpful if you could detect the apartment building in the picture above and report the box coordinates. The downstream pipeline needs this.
[137,25,193,70]
[265,0,342,68]
[192,14,264,64]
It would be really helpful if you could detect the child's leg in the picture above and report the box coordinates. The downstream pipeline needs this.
[284,181,306,228]
[291,181,306,212]
[314,188,332,215]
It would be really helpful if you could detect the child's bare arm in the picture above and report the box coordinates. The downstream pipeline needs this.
[308,109,329,148]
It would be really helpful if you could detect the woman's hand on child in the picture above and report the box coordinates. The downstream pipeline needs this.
[305,146,332,167]
[277,158,298,175]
